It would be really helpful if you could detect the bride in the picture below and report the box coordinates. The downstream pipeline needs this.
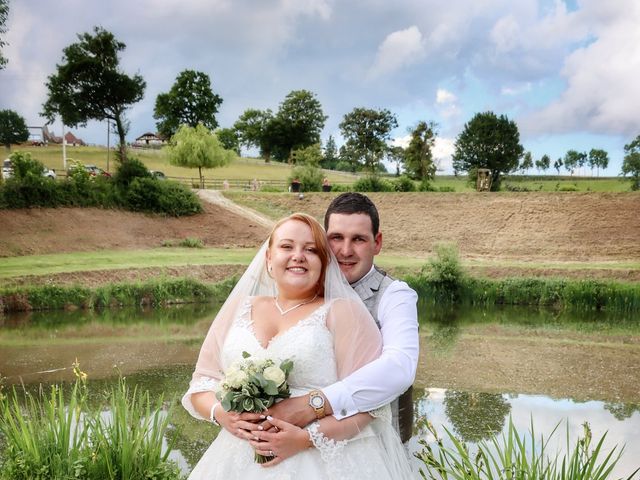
[182,213,414,479]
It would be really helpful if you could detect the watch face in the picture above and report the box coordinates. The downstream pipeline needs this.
[310,395,324,408]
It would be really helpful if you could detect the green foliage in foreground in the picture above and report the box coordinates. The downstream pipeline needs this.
[416,417,638,480]
[0,277,236,313]
[409,246,640,313]
[0,369,183,480]
[0,152,201,216]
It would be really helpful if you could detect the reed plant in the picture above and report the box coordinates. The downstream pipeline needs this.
[416,418,639,480]
[1,276,236,313]
[0,362,184,479]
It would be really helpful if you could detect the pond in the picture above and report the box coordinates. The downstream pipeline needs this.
[1,302,639,477]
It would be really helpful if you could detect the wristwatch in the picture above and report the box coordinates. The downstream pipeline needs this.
[308,390,326,419]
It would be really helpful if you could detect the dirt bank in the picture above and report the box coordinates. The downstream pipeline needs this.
[1,192,638,284]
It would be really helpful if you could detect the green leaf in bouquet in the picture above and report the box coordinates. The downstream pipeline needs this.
[242,398,255,412]
[279,359,294,375]
[254,398,266,411]
[263,381,279,396]
[221,391,234,412]
[242,351,251,359]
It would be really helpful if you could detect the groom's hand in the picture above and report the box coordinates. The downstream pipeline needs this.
[261,394,333,430]
[216,409,263,440]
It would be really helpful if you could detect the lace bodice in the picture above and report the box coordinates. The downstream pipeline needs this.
[222,299,338,394]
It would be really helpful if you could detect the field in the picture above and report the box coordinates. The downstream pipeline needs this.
[1,191,638,287]
[7,144,634,191]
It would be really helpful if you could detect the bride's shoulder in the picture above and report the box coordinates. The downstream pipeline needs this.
[251,295,273,309]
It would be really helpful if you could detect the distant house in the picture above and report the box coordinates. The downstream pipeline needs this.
[134,132,166,147]
[64,132,85,146]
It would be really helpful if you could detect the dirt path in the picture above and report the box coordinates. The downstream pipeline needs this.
[196,190,274,229]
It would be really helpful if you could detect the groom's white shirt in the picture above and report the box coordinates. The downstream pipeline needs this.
[322,265,419,419]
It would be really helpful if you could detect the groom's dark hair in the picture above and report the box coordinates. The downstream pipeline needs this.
[324,192,380,236]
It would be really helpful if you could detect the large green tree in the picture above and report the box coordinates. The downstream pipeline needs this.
[452,111,524,191]
[215,127,240,155]
[339,107,398,174]
[535,154,551,173]
[321,135,339,169]
[42,26,145,161]
[588,148,609,177]
[520,151,533,173]
[233,108,277,162]
[272,90,327,162]
[153,70,223,139]
[403,121,437,180]
[0,0,9,69]
[167,124,234,188]
[0,109,29,150]
[563,150,586,176]
[621,134,640,191]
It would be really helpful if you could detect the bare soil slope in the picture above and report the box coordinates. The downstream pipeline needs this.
[1,192,638,271]
[229,192,640,261]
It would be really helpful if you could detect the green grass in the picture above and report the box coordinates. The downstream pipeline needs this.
[11,145,634,191]
[9,145,358,184]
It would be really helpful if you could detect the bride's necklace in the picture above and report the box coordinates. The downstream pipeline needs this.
[274,294,318,316]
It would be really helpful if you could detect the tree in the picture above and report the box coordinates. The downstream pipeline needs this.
[216,127,240,155]
[387,145,405,176]
[520,151,533,173]
[0,109,29,151]
[621,134,640,191]
[563,150,586,176]
[0,0,9,69]
[153,70,223,139]
[535,154,550,173]
[553,157,563,175]
[403,121,437,180]
[444,391,511,443]
[233,109,276,162]
[452,111,524,191]
[339,107,398,174]
[272,90,327,162]
[322,135,339,170]
[167,124,234,188]
[588,148,609,177]
[42,26,145,161]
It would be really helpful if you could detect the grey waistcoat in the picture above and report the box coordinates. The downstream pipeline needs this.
[351,266,414,443]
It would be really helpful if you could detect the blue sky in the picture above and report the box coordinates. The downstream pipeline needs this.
[2,0,639,175]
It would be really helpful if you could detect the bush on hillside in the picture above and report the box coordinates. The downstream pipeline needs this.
[353,175,394,192]
[126,177,202,216]
[394,175,416,192]
[288,164,323,192]
[112,157,151,190]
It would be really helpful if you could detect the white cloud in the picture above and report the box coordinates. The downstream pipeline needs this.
[368,25,426,78]
[522,0,640,136]
[436,89,456,104]
[501,83,532,96]
[433,137,455,172]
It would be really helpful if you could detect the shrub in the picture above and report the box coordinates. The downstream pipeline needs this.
[438,186,455,192]
[418,179,437,191]
[178,237,204,248]
[289,164,323,192]
[353,175,394,192]
[394,175,416,192]
[421,243,464,301]
[112,156,151,190]
[558,184,578,191]
[126,177,201,216]
[504,183,531,192]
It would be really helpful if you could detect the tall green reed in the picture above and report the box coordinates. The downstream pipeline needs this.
[0,362,183,479]
[416,417,639,480]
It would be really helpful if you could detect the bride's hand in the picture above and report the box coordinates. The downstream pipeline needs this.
[216,408,263,441]
[249,415,311,467]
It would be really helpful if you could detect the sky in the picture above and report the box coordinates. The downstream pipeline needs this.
[2,0,640,175]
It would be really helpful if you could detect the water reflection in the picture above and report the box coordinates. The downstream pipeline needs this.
[412,388,640,478]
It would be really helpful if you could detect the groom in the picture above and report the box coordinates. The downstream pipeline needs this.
[265,192,419,442]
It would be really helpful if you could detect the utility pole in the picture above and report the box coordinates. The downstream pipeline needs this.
[62,121,67,170]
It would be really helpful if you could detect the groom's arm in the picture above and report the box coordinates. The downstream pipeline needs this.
[266,282,418,426]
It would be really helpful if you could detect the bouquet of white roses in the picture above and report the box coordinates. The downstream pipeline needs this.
[216,351,293,463]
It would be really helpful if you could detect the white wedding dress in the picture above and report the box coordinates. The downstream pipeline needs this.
[184,299,415,480]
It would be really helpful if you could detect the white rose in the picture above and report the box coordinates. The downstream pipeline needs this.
[225,367,248,388]
[263,366,286,386]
